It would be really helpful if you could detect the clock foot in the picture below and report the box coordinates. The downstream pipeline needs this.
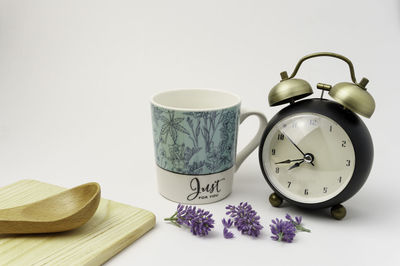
[269,193,283,207]
[331,204,346,220]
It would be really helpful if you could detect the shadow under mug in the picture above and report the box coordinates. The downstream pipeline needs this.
[151,89,268,204]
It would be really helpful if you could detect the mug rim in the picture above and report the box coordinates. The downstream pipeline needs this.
[151,88,241,111]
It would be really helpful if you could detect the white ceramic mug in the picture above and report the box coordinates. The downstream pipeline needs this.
[151,89,267,204]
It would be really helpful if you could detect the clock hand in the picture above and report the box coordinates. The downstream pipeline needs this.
[288,160,305,170]
[282,132,305,155]
[275,159,304,164]
[281,132,315,166]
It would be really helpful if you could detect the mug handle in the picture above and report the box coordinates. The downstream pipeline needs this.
[235,107,268,172]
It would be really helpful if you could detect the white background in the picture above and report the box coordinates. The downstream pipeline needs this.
[0,0,399,265]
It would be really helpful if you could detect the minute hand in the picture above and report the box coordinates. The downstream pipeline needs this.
[282,132,315,166]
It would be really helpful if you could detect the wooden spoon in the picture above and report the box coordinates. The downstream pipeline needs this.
[0,182,101,234]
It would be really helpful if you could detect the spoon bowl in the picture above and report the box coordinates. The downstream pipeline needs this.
[0,182,101,234]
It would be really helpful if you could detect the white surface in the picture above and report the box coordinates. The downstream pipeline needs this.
[0,0,398,265]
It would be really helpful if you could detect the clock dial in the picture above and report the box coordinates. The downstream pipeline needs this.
[262,113,355,204]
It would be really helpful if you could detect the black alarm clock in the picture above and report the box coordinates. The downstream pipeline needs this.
[258,52,375,219]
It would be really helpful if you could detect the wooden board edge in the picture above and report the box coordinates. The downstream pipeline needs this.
[85,212,156,266]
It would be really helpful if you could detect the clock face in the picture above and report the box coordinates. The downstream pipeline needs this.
[262,113,355,204]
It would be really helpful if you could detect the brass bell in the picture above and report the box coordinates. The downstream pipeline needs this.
[269,52,375,118]
[329,78,375,118]
[268,71,313,106]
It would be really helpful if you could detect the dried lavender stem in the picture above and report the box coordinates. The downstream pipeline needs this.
[296,225,311,232]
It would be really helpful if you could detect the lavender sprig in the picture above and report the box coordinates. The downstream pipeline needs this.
[225,202,263,237]
[270,218,296,243]
[222,218,234,239]
[285,214,311,232]
[164,204,215,236]
[223,227,234,239]
[222,218,233,228]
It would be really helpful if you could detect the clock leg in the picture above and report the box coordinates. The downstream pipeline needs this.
[330,204,346,220]
[269,193,283,207]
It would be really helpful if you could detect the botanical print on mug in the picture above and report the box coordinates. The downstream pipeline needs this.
[152,105,240,175]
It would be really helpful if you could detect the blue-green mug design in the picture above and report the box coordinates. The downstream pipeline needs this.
[152,104,240,175]
[151,89,268,204]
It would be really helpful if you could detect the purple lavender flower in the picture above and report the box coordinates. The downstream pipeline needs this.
[285,213,311,232]
[164,204,215,236]
[222,218,233,228]
[225,202,263,237]
[286,213,302,224]
[222,218,234,239]
[223,227,234,239]
[270,218,296,243]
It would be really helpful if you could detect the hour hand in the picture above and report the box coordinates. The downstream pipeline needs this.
[275,159,304,164]
[288,160,304,170]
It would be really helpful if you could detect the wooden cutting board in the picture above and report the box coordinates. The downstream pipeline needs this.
[0,179,156,265]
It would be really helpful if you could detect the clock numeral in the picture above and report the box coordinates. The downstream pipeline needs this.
[275,167,280,174]
[346,160,351,167]
[287,181,291,188]
[272,149,276,155]
[329,125,333,132]
[338,176,342,183]
[342,140,347,147]
[292,123,297,128]
[310,119,318,126]
[277,134,285,141]
[304,189,309,195]
[323,187,328,193]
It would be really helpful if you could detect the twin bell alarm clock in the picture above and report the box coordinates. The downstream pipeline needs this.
[258,52,375,219]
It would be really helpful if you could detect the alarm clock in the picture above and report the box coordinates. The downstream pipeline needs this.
[258,52,375,219]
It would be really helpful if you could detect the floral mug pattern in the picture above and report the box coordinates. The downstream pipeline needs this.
[152,104,240,175]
